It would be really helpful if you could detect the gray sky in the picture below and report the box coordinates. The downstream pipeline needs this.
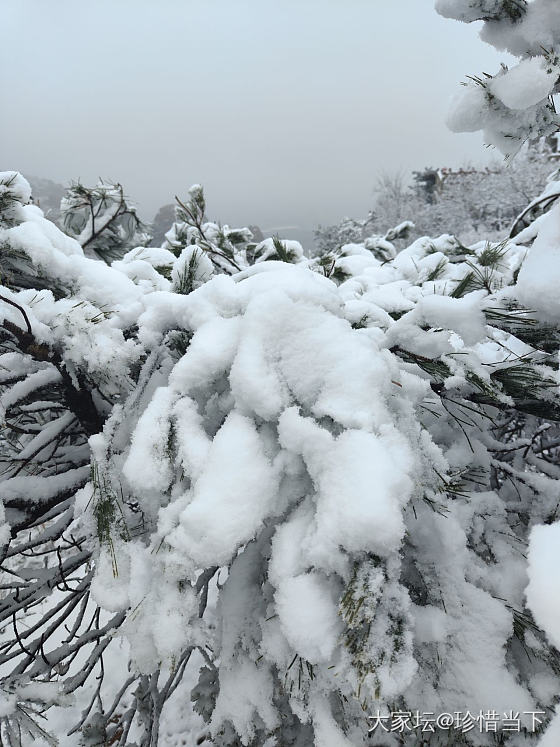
[1,0,511,231]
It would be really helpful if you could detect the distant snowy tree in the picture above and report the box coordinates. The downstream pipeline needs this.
[410,146,559,241]
[3,158,560,746]
[373,170,414,224]
[314,215,376,254]
[338,143,559,246]
[437,0,560,156]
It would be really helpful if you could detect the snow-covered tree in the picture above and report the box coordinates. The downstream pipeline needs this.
[408,145,559,242]
[3,5,560,739]
[437,0,560,156]
[60,180,150,262]
[3,150,560,746]
[0,173,306,745]
[322,142,559,248]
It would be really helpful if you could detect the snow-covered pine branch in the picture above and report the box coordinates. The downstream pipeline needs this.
[0,172,309,745]
[437,0,560,157]
[3,162,560,744]
[60,180,151,263]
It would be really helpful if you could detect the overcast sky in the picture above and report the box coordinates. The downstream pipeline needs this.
[1,1,513,231]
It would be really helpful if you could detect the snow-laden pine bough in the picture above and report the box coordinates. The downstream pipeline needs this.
[437,0,560,160]
[1,163,560,747]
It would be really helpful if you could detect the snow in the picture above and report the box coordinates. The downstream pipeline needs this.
[275,573,342,664]
[39,296,141,382]
[516,201,560,320]
[165,411,280,568]
[480,0,560,57]
[0,367,61,411]
[0,170,32,204]
[439,0,560,156]
[210,658,278,745]
[418,290,488,345]
[122,386,175,492]
[171,396,211,481]
[409,510,537,716]
[412,604,448,643]
[9,205,83,258]
[90,545,131,612]
[447,82,489,133]
[0,466,90,507]
[122,246,177,268]
[4,163,560,745]
[169,316,241,389]
[489,57,559,110]
[16,682,63,705]
[526,522,560,650]
[269,504,314,587]
[310,694,356,747]
[253,237,304,263]
[437,0,560,58]
[435,0,504,23]
[112,257,171,292]
[0,501,10,549]
[16,411,76,460]
[2,207,145,325]
[278,408,413,564]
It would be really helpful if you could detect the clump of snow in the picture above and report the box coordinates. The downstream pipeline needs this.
[90,545,131,612]
[516,201,560,320]
[122,386,175,493]
[412,604,448,643]
[418,291,488,345]
[310,695,356,747]
[447,81,489,133]
[275,573,342,664]
[122,245,176,269]
[165,411,280,568]
[480,0,560,57]
[489,57,559,110]
[113,256,171,292]
[0,171,32,205]
[435,0,510,23]
[278,408,413,565]
[210,659,278,744]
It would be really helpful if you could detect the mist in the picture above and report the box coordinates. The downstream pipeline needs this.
[1,0,511,232]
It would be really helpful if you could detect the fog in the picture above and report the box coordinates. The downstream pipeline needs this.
[1,0,511,232]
